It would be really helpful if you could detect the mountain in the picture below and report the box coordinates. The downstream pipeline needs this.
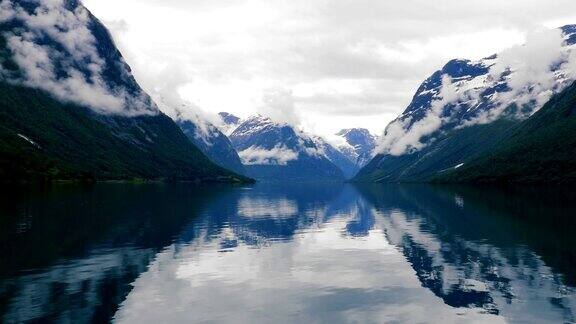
[312,135,358,179]
[335,128,378,169]
[229,115,345,181]
[0,0,250,182]
[218,112,242,135]
[146,99,247,176]
[355,25,576,183]
[436,80,576,183]
[177,119,246,176]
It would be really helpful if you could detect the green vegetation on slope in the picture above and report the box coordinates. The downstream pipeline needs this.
[437,81,576,184]
[353,120,517,183]
[0,82,252,183]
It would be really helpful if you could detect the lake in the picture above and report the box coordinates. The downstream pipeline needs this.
[0,183,575,323]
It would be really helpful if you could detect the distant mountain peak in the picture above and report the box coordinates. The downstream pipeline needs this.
[335,128,378,169]
[229,114,347,181]
[216,112,243,135]
[336,128,373,138]
[218,112,240,125]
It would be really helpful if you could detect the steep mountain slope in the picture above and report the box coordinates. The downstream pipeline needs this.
[229,115,345,181]
[0,0,250,182]
[437,81,576,183]
[355,25,576,183]
[312,135,358,179]
[147,99,247,176]
[178,119,246,176]
[335,128,378,169]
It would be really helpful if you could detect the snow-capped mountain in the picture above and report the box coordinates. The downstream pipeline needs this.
[311,135,358,179]
[0,0,249,182]
[229,115,346,181]
[438,78,576,183]
[355,25,576,182]
[217,112,242,135]
[335,128,378,169]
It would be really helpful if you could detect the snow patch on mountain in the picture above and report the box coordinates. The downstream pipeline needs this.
[17,134,40,149]
[334,128,379,168]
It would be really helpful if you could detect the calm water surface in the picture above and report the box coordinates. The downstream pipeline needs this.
[0,183,575,323]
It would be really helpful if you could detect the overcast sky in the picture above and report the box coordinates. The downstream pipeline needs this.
[83,0,576,138]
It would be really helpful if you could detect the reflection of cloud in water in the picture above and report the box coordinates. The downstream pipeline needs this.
[115,208,502,323]
[6,184,572,323]
[237,197,298,219]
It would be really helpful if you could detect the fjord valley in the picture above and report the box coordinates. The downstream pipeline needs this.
[1,0,576,323]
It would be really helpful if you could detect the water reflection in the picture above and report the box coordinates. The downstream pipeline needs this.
[358,185,576,323]
[0,184,231,323]
[0,183,574,323]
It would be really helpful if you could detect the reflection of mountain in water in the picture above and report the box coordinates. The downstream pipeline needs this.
[0,184,229,323]
[175,183,352,247]
[358,184,576,323]
[1,183,575,323]
[119,183,575,323]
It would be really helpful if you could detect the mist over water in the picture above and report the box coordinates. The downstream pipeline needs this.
[0,183,574,323]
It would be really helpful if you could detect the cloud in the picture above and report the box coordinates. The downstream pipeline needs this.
[7,35,127,113]
[258,88,301,126]
[83,0,576,137]
[0,1,16,23]
[468,28,569,124]
[293,78,413,116]
[1,0,156,116]
[377,75,458,155]
[125,60,234,144]
[238,145,299,165]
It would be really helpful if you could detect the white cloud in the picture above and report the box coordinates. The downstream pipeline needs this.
[470,28,568,124]
[259,88,301,126]
[0,1,16,22]
[238,145,299,165]
[377,76,459,155]
[82,0,576,138]
[6,34,129,113]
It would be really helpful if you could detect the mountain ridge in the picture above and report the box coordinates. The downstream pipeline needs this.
[435,80,576,183]
[0,0,252,183]
[355,25,576,183]
[229,115,346,181]
[335,128,378,170]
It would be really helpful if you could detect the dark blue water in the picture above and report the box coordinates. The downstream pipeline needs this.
[0,183,575,323]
